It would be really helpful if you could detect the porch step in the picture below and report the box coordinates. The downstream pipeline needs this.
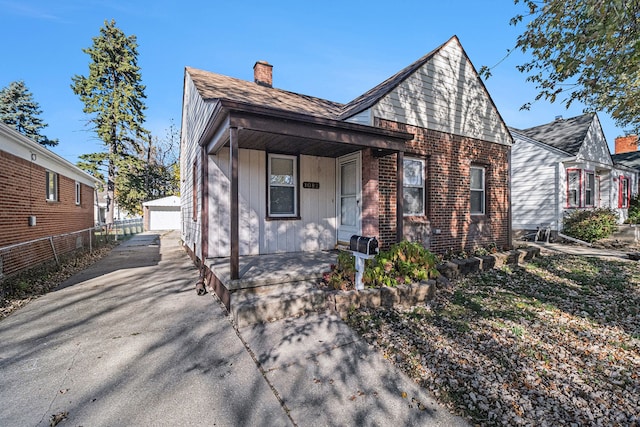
[230,281,327,328]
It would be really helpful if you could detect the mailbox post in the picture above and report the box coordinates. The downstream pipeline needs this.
[349,235,379,291]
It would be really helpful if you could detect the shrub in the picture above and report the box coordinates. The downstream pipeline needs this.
[321,241,440,290]
[363,241,440,288]
[562,208,618,242]
[627,194,640,224]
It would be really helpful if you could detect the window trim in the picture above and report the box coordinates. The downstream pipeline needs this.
[267,153,299,219]
[584,170,595,207]
[619,176,630,208]
[46,170,58,202]
[403,157,425,216]
[470,165,485,215]
[75,182,81,205]
[566,168,581,208]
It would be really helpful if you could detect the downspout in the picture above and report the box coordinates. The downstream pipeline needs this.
[196,144,208,296]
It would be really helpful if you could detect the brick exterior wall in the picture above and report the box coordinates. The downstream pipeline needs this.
[0,150,95,276]
[368,119,511,255]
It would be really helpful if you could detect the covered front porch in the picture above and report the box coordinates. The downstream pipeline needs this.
[198,100,413,282]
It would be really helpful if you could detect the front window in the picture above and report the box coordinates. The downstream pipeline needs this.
[619,177,630,208]
[75,182,81,205]
[46,171,58,201]
[470,166,485,215]
[584,171,595,207]
[567,169,580,208]
[268,154,297,217]
[403,158,425,216]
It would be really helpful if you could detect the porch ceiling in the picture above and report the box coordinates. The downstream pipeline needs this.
[203,100,413,158]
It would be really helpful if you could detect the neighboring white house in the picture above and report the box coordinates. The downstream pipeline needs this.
[511,113,638,236]
[142,196,181,231]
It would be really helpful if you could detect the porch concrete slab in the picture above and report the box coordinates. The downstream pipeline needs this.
[239,312,469,427]
[0,231,290,427]
[231,281,326,327]
[207,250,337,291]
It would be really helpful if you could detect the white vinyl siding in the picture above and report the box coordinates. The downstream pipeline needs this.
[343,109,372,126]
[180,73,217,259]
[208,148,336,257]
[511,133,564,231]
[371,39,511,146]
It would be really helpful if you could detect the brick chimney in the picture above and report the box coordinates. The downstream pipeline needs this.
[253,60,272,88]
[615,135,639,154]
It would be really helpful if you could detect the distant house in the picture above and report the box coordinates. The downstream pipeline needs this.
[142,195,180,231]
[611,135,640,190]
[180,35,512,288]
[0,122,100,277]
[510,113,638,237]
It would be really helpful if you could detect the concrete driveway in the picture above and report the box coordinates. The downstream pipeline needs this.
[0,231,467,427]
[0,231,289,426]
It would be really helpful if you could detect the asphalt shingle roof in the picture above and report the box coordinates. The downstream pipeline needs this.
[612,151,640,171]
[514,113,595,156]
[186,67,344,119]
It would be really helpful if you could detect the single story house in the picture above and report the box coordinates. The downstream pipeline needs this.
[143,195,181,231]
[510,113,638,237]
[0,122,100,278]
[612,135,640,190]
[180,35,512,298]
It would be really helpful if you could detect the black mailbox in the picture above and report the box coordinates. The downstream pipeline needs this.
[349,235,379,255]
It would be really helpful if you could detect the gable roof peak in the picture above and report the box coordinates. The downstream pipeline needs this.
[517,112,598,155]
[339,35,462,120]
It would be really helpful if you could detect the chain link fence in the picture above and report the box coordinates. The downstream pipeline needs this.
[0,219,143,281]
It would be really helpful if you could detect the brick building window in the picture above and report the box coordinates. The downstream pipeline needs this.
[46,171,58,201]
[268,153,297,217]
[470,166,485,215]
[567,169,581,207]
[619,176,630,208]
[75,182,81,205]
[403,158,424,216]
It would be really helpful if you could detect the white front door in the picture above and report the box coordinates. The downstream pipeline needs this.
[337,152,361,243]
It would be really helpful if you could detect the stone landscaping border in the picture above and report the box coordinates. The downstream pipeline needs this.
[327,246,541,318]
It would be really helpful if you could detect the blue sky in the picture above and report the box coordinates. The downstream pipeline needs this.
[0,0,630,163]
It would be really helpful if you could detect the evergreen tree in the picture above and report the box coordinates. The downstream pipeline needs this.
[0,80,59,146]
[71,19,148,224]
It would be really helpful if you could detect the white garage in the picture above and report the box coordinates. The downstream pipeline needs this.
[143,196,181,231]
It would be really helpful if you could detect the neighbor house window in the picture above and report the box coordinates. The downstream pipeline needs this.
[619,176,630,208]
[470,166,485,215]
[403,158,425,216]
[75,182,81,205]
[46,171,58,201]
[567,169,581,208]
[584,171,595,207]
[268,153,297,217]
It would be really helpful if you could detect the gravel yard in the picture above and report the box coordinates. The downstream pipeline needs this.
[347,254,640,426]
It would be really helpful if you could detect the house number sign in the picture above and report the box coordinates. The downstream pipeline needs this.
[303,181,320,189]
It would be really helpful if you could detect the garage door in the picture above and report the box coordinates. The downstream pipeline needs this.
[149,207,180,230]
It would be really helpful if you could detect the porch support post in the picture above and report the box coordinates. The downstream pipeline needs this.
[396,151,404,242]
[229,126,240,280]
